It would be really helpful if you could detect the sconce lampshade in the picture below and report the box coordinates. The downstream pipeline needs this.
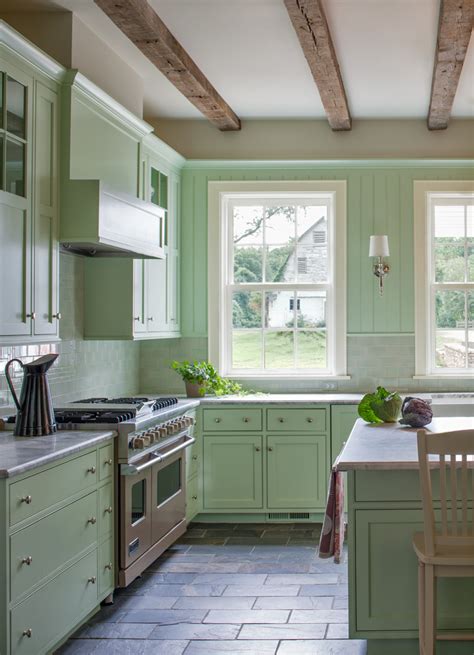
[369,235,390,258]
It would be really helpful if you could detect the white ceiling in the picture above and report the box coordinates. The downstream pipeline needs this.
[4,0,474,120]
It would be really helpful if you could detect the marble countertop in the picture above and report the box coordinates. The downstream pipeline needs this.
[198,393,365,404]
[336,417,474,471]
[0,430,116,479]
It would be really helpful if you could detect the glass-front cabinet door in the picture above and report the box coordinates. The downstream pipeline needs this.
[0,63,32,338]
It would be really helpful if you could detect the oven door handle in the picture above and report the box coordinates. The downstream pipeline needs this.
[122,436,196,475]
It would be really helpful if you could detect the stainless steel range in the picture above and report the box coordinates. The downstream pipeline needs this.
[5,395,199,587]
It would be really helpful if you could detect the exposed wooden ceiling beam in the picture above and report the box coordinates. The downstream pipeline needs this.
[94,0,241,131]
[284,0,351,130]
[428,0,474,130]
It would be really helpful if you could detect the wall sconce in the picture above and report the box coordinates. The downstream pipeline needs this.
[369,235,390,296]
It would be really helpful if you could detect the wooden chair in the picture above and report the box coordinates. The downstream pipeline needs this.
[414,428,474,655]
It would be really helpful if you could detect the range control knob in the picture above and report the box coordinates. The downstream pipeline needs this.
[159,427,168,438]
[132,436,145,449]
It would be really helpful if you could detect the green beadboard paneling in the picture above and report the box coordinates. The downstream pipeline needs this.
[180,164,474,338]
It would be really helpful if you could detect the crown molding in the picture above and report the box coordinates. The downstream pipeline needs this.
[183,158,474,170]
[143,132,186,171]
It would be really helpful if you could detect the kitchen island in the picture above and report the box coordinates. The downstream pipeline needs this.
[337,417,474,655]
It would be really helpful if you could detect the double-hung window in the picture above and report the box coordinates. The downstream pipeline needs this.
[414,181,474,377]
[208,181,347,379]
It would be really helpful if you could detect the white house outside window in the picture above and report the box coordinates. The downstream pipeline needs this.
[208,181,347,379]
[414,181,474,378]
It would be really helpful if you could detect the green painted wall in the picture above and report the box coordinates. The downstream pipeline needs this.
[179,161,474,337]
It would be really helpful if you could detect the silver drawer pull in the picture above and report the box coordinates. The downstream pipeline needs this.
[105,506,113,514]
[255,446,261,452]
[105,458,113,466]
[21,556,33,566]
[87,466,96,474]
[53,312,62,320]
[307,417,313,423]
[268,447,273,452]
[134,316,140,321]
[26,312,36,320]
[243,417,250,422]
[278,418,284,423]
[147,316,154,322]
[22,629,32,638]
[214,417,221,423]
[87,516,97,525]
[192,455,198,460]
[105,562,113,571]
[88,576,97,584]
[192,495,198,500]
[20,495,32,504]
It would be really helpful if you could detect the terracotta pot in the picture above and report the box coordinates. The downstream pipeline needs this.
[185,381,205,398]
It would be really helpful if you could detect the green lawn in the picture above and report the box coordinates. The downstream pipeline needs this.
[232,330,326,369]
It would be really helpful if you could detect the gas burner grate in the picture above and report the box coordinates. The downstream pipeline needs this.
[54,410,135,424]
[153,397,179,410]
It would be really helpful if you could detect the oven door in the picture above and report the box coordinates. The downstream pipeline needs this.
[120,467,152,570]
[151,444,186,544]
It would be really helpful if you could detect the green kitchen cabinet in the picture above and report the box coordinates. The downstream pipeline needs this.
[0,30,60,345]
[330,405,358,465]
[203,434,263,509]
[266,434,327,509]
[0,438,116,655]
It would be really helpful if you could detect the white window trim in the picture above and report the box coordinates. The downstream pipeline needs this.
[208,180,348,380]
[413,180,474,379]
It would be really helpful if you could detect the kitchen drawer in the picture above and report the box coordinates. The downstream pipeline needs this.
[266,408,326,433]
[99,483,114,539]
[9,451,98,527]
[203,408,262,432]
[99,443,114,481]
[98,538,114,596]
[186,474,199,523]
[10,491,97,603]
[10,549,98,655]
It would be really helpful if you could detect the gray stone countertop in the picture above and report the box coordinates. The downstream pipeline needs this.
[336,417,474,471]
[197,393,365,404]
[0,430,116,479]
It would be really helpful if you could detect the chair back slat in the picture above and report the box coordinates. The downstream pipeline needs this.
[417,429,474,554]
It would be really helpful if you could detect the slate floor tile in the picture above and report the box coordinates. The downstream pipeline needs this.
[80,623,157,639]
[333,597,349,609]
[254,596,333,610]
[265,574,338,585]
[149,624,240,640]
[118,596,179,610]
[277,640,367,654]
[238,562,310,574]
[203,609,290,624]
[326,623,349,638]
[289,609,349,624]
[180,537,227,545]
[174,597,255,610]
[62,639,190,654]
[238,623,326,640]
[223,585,300,597]
[192,573,267,585]
[183,640,279,654]
[145,584,226,596]
[299,584,347,597]
[119,609,207,624]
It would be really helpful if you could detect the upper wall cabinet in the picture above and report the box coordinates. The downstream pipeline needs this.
[83,134,185,340]
[0,25,61,345]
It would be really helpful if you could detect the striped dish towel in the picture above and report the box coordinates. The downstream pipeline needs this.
[318,468,344,563]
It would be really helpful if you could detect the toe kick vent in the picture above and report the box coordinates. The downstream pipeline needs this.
[267,512,311,521]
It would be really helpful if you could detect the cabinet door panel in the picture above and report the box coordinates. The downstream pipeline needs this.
[0,196,31,336]
[145,257,167,333]
[33,83,58,336]
[132,259,147,334]
[354,509,474,632]
[203,435,263,509]
[267,434,327,509]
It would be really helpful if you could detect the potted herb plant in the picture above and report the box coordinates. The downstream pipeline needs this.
[171,360,244,397]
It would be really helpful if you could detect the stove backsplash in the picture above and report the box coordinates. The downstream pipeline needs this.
[0,254,140,411]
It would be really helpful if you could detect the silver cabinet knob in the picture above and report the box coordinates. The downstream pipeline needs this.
[88,576,97,584]
[243,417,250,423]
[192,455,198,460]
[147,316,154,321]
[105,506,113,514]
[22,629,32,638]
[53,312,62,320]
[268,447,273,452]
[255,446,261,452]
[105,458,113,466]
[278,418,284,423]
[134,316,141,321]
[192,495,198,500]
[87,516,97,525]
[105,562,113,571]
[306,417,313,423]
[214,418,221,423]
[87,466,96,474]
[21,556,33,566]
[26,312,36,320]
[21,495,32,504]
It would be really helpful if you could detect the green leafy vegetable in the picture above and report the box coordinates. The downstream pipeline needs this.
[358,386,402,424]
